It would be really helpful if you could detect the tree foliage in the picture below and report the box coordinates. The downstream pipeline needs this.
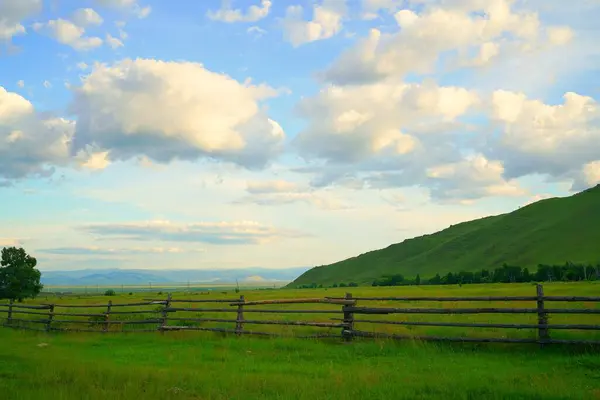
[0,247,43,301]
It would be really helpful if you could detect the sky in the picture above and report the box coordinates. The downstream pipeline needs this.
[1,0,599,272]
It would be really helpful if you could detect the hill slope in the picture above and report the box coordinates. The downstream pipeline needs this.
[291,185,600,286]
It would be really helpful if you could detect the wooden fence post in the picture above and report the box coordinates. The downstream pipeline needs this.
[7,299,13,326]
[46,304,55,333]
[160,293,172,333]
[536,284,549,344]
[342,293,354,342]
[103,300,112,333]
[235,295,245,335]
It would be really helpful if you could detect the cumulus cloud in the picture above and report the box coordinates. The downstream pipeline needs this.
[294,80,478,164]
[70,58,286,169]
[0,0,41,41]
[208,0,271,23]
[72,8,104,27]
[281,0,347,47]
[79,220,308,245]
[425,155,527,201]
[488,90,600,180]
[33,19,103,51]
[0,86,74,183]
[322,0,572,84]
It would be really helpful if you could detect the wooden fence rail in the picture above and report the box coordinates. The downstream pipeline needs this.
[1,284,599,346]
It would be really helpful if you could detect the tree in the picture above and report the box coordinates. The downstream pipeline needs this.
[0,247,43,302]
[415,274,421,285]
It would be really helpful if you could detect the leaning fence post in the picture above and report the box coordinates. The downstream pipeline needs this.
[7,299,13,326]
[536,284,549,345]
[46,304,55,333]
[160,293,172,333]
[103,300,112,333]
[342,293,354,341]
[235,295,245,335]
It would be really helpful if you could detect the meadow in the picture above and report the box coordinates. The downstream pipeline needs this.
[1,282,599,399]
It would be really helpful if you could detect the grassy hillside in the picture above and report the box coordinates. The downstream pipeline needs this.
[292,185,600,286]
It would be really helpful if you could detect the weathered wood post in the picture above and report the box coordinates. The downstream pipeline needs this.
[46,304,55,333]
[536,284,549,345]
[103,300,112,333]
[160,293,172,333]
[235,295,245,335]
[7,299,13,326]
[342,293,354,342]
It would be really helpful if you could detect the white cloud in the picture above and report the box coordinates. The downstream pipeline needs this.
[247,26,267,37]
[80,220,308,245]
[0,0,41,41]
[294,80,478,164]
[16,80,25,88]
[106,33,124,49]
[281,0,347,47]
[43,80,52,89]
[322,0,572,84]
[425,155,527,201]
[72,8,104,27]
[70,59,285,169]
[76,147,111,170]
[582,161,600,187]
[207,0,271,23]
[76,62,89,70]
[489,90,600,180]
[0,86,74,182]
[33,19,103,51]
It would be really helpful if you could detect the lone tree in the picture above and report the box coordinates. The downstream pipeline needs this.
[0,247,43,302]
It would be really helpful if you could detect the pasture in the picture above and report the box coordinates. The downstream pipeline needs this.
[1,282,600,399]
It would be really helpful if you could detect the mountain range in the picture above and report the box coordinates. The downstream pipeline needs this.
[40,267,310,286]
[291,184,600,286]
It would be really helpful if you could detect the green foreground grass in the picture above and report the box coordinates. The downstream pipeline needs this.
[2,283,600,399]
[1,328,599,400]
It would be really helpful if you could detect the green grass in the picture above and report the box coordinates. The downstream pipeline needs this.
[292,184,600,286]
[1,329,600,400]
[1,283,600,399]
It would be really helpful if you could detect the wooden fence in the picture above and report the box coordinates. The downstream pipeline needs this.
[1,284,599,345]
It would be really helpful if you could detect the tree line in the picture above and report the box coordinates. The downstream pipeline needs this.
[372,262,600,287]
[296,262,600,289]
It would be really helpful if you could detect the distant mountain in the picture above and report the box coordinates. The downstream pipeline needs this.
[40,267,310,286]
[291,184,600,286]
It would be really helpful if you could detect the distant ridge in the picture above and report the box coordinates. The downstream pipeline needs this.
[291,185,600,286]
[40,267,310,286]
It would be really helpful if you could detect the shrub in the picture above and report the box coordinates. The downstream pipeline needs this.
[104,289,116,296]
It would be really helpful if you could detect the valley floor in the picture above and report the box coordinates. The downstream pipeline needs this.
[0,328,599,400]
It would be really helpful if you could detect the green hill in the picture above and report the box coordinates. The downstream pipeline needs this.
[291,185,600,286]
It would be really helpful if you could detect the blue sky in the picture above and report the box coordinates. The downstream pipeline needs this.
[1,0,599,271]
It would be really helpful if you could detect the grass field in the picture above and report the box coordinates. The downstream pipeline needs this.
[1,283,600,399]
